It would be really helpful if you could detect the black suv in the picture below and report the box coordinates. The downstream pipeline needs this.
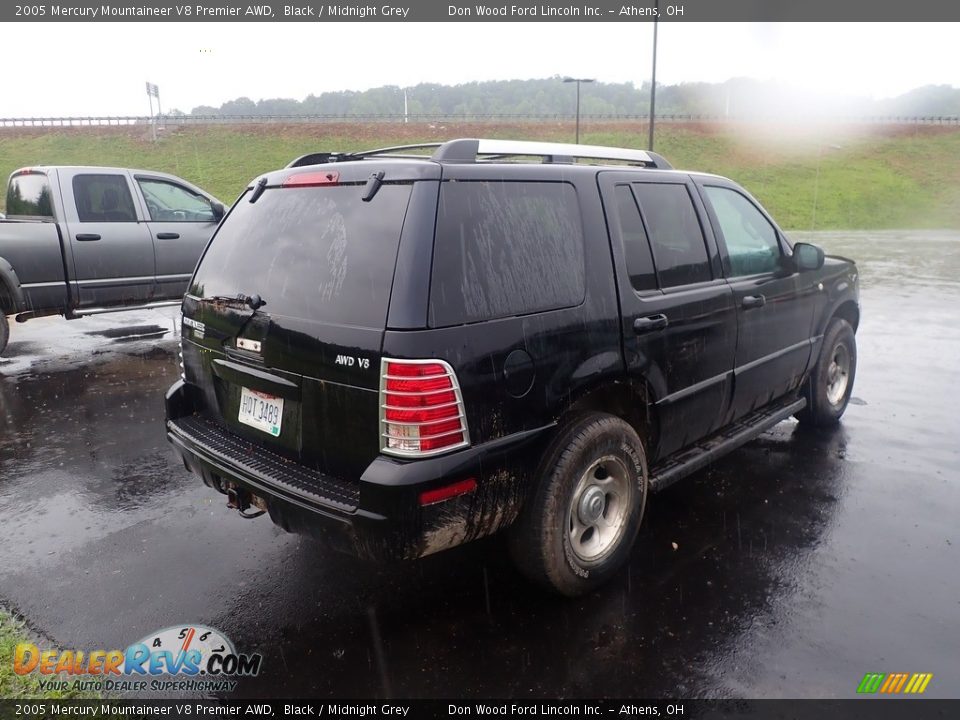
[165,138,859,595]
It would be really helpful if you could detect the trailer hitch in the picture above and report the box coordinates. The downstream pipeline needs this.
[227,486,265,519]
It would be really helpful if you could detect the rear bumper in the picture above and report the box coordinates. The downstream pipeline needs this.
[165,380,550,560]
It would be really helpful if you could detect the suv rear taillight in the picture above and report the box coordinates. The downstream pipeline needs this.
[380,359,470,457]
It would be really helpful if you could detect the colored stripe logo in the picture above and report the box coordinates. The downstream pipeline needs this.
[857,673,933,694]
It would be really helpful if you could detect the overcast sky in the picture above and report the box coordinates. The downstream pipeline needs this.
[1,22,957,116]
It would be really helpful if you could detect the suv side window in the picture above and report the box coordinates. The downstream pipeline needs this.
[138,178,215,222]
[73,174,137,223]
[632,183,711,288]
[703,185,781,277]
[613,184,657,292]
[430,181,585,327]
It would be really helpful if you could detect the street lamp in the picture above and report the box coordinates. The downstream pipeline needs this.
[563,77,595,144]
[649,2,659,151]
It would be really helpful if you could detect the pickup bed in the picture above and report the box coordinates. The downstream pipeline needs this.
[0,166,224,354]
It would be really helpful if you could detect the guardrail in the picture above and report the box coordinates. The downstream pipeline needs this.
[1,113,959,128]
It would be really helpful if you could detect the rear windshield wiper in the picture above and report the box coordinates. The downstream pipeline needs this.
[200,294,266,311]
[199,293,268,343]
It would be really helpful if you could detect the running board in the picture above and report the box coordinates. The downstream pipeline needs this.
[649,396,807,493]
[70,300,182,318]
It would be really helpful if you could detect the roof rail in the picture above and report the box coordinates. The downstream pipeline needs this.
[286,139,672,170]
[286,142,443,168]
[432,138,673,169]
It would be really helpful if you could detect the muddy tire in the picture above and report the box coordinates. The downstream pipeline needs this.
[508,413,648,596]
[797,318,857,427]
[0,314,8,356]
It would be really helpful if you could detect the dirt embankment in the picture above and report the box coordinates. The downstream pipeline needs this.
[2,119,957,144]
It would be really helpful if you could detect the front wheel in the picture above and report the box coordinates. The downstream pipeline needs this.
[508,413,648,596]
[797,317,857,427]
[0,314,9,356]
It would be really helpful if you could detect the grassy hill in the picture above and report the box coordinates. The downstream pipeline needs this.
[2,121,958,230]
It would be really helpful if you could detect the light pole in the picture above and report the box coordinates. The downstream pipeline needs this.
[648,3,658,151]
[563,77,594,144]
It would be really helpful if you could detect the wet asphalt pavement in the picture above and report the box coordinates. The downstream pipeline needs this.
[1,231,958,699]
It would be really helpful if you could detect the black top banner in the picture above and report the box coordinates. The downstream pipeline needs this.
[3,0,960,22]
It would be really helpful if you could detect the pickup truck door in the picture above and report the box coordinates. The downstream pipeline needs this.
[599,172,737,459]
[58,169,155,306]
[133,175,220,300]
[694,179,819,420]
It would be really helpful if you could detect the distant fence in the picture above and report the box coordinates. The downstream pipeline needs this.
[1,113,959,128]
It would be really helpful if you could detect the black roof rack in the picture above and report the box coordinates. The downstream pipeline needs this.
[286,143,442,168]
[286,139,672,170]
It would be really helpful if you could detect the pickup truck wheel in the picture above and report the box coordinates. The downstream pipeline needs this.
[0,314,9,355]
[797,318,857,427]
[508,413,648,596]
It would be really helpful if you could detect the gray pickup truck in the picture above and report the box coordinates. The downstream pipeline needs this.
[0,166,224,354]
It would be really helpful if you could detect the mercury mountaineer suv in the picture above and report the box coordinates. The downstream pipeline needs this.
[165,138,859,595]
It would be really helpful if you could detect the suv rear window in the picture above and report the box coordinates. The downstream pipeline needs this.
[5,173,54,218]
[632,183,711,288]
[613,184,657,292]
[429,181,585,327]
[190,184,412,328]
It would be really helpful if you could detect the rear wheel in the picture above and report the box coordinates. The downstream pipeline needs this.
[0,314,9,355]
[797,318,857,427]
[508,413,648,596]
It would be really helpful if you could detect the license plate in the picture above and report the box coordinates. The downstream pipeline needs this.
[238,387,283,437]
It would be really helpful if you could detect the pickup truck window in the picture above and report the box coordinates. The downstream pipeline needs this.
[632,183,712,289]
[137,178,215,223]
[703,185,781,277]
[613,184,657,292]
[430,181,585,327]
[73,174,137,223]
[5,172,54,218]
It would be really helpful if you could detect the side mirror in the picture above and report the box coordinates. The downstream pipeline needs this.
[793,242,825,272]
[211,201,226,222]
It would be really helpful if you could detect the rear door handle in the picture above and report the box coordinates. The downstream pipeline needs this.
[75,233,101,241]
[156,232,180,240]
[742,294,766,309]
[633,314,669,335]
